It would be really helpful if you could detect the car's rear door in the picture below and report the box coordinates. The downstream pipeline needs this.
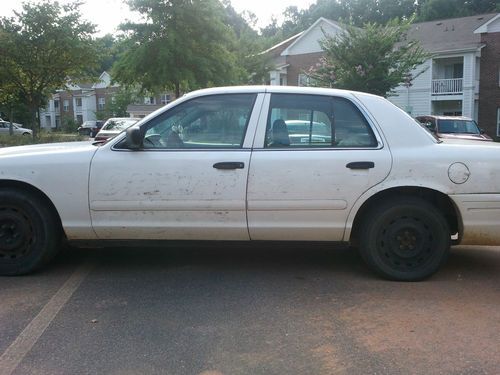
[247,92,392,241]
[89,92,264,240]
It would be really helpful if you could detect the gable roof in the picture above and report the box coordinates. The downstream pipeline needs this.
[261,32,304,58]
[281,17,345,56]
[474,13,500,33]
[407,13,497,53]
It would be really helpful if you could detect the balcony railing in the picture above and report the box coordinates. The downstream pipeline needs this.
[432,78,463,95]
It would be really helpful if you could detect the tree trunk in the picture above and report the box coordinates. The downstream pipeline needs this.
[175,82,180,99]
[9,105,14,136]
[28,101,38,139]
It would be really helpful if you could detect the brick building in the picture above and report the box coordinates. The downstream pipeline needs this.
[476,14,500,138]
[40,72,119,130]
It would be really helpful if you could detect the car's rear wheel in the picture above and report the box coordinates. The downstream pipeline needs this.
[0,189,61,275]
[359,196,450,281]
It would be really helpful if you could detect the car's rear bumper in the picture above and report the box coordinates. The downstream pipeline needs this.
[450,194,500,245]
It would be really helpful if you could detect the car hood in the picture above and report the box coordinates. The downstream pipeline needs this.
[439,138,500,147]
[0,141,98,158]
[438,133,493,141]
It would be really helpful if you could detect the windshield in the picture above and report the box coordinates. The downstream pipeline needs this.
[438,119,480,134]
[102,119,137,131]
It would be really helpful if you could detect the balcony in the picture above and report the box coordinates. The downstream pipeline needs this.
[431,78,463,95]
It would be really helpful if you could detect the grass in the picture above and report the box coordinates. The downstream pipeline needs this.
[0,132,88,148]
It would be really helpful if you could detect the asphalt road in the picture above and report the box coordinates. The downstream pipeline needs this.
[0,243,499,375]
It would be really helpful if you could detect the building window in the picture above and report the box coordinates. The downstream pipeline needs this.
[45,115,51,127]
[75,98,82,107]
[144,96,156,105]
[298,73,310,87]
[497,108,500,137]
[76,115,83,125]
[98,97,105,110]
[63,100,69,112]
[55,116,60,128]
[54,100,59,110]
[160,94,170,105]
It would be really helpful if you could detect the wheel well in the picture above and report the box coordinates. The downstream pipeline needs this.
[350,187,460,245]
[0,180,64,236]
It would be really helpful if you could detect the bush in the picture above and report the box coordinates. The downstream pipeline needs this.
[62,118,79,133]
[0,132,87,147]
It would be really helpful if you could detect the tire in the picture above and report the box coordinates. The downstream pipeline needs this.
[359,196,450,281]
[0,189,61,275]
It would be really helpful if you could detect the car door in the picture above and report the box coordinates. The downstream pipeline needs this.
[89,93,263,240]
[247,93,392,241]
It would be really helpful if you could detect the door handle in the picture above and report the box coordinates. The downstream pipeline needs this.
[213,162,245,170]
[346,161,375,169]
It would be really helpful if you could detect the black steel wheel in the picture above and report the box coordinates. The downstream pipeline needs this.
[0,189,61,275]
[359,196,450,281]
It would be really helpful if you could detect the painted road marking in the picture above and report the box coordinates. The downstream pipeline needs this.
[0,262,93,375]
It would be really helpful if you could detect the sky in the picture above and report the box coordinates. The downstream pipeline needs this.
[0,0,316,36]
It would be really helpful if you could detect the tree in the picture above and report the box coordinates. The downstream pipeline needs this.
[222,1,274,84]
[0,1,101,137]
[418,0,498,21]
[306,19,429,97]
[113,0,240,98]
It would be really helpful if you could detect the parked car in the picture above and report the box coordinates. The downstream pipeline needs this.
[1,86,500,280]
[0,120,32,136]
[77,120,105,137]
[415,115,493,141]
[94,117,139,142]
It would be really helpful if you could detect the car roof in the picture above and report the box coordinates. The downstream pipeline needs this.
[416,115,473,121]
[181,85,378,101]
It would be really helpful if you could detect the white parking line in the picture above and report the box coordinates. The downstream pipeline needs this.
[0,262,93,375]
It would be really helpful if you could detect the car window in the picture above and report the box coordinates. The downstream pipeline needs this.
[265,94,377,148]
[438,119,480,134]
[103,119,137,131]
[142,94,256,149]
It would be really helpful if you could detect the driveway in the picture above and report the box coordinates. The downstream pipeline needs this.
[0,244,499,375]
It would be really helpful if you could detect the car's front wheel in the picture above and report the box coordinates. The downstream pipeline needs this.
[359,196,450,281]
[0,189,61,275]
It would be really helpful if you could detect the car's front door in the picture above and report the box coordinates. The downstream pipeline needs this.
[247,93,392,241]
[89,93,263,240]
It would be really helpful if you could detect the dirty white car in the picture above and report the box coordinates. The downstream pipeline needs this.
[1,86,499,280]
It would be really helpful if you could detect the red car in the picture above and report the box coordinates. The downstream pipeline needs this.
[415,115,493,141]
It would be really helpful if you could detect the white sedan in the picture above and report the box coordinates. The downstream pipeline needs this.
[1,86,499,280]
[0,121,33,136]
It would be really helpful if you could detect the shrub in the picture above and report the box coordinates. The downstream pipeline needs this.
[0,133,87,147]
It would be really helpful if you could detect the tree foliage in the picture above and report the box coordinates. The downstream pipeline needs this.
[307,19,429,96]
[0,1,101,136]
[259,0,499,42]
[418,0,499,21]
[113,0,242,97]
[222,1,274,84]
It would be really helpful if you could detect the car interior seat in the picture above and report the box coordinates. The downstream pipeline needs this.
[270,119,290,147]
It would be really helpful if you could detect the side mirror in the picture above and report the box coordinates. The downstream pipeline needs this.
[126,126,142,150]
[480,128,485,134]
